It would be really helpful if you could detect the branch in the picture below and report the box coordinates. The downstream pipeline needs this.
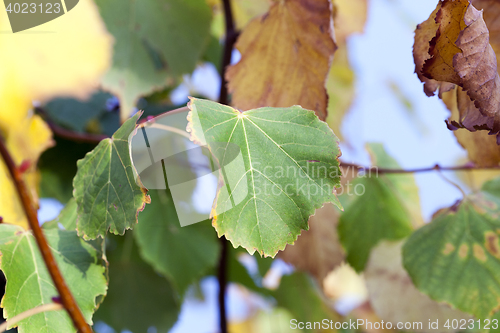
[0,302,64,332]
[217,0,237,332]
[0,138,92,333]
[340,162,500,174]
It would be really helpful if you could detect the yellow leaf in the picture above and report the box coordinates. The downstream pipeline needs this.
[333,0,367,43]
[326,0,367,140]
[0,0,112,104]
[0,0,112,229]
[226,0,336,120]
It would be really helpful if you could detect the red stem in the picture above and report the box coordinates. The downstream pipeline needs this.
[0,137,92,333]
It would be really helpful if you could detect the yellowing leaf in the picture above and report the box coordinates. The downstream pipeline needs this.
[0,0,112,105]
[0,0,112,229]
[226,0,336,120]
[209,0,270,39]
[332,0,367,43]
[326,0,368,140]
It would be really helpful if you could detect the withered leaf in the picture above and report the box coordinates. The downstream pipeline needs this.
[415,0,500,136]
[226,0,336,120]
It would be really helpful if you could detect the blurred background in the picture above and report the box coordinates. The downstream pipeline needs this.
[1,0,491,331]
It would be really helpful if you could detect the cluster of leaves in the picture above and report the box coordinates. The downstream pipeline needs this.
[3,0,500,332]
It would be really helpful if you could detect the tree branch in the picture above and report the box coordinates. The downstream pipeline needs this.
[217,0,237,332]
[0,138,92,333]
[0,302,64,332]
[340,162,500,174]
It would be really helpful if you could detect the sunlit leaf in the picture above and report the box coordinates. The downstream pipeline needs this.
[187,98,342,257]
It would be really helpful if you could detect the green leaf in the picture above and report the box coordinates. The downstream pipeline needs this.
[94,233,180,332]
[94,0,212,119]
[338,143,416,272]
[43,91,118,135]
[273,272,338,330]
[0,224,107,332]
[403,191,500,319]
[135,190,220,295]
[44,198,78,231]
[39,138,99,203]
[228,247,273,297]
[73,112,150,240]
[187,98,342,257]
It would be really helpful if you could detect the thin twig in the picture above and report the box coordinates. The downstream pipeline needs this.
[217,236,229,333]
[340,162,500,174]
[217,0,237,332]
[0,303,64,332]
[0,138,92,333]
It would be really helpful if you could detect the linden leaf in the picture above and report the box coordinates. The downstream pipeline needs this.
[226,0,336,120]
[403,176,500,319]
[187,98,342,257]
[338,144,420,272]
[273,273,339,330]
[94,0,212,121]
[0,224,107,332]
[94,233,180,333]
[279,203,344,283]
[135,190,220,295]
[73,113,150,240]
[366,241,471,333]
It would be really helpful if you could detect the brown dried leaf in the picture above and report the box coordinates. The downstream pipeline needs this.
[453,3,500,132]
[442,87,500,166]
[472,0,500,70]
[413,3,441,96]
[421,0,468,85]
[415,0,500,137]
[226,0,336,120]
[279,203,344,282]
